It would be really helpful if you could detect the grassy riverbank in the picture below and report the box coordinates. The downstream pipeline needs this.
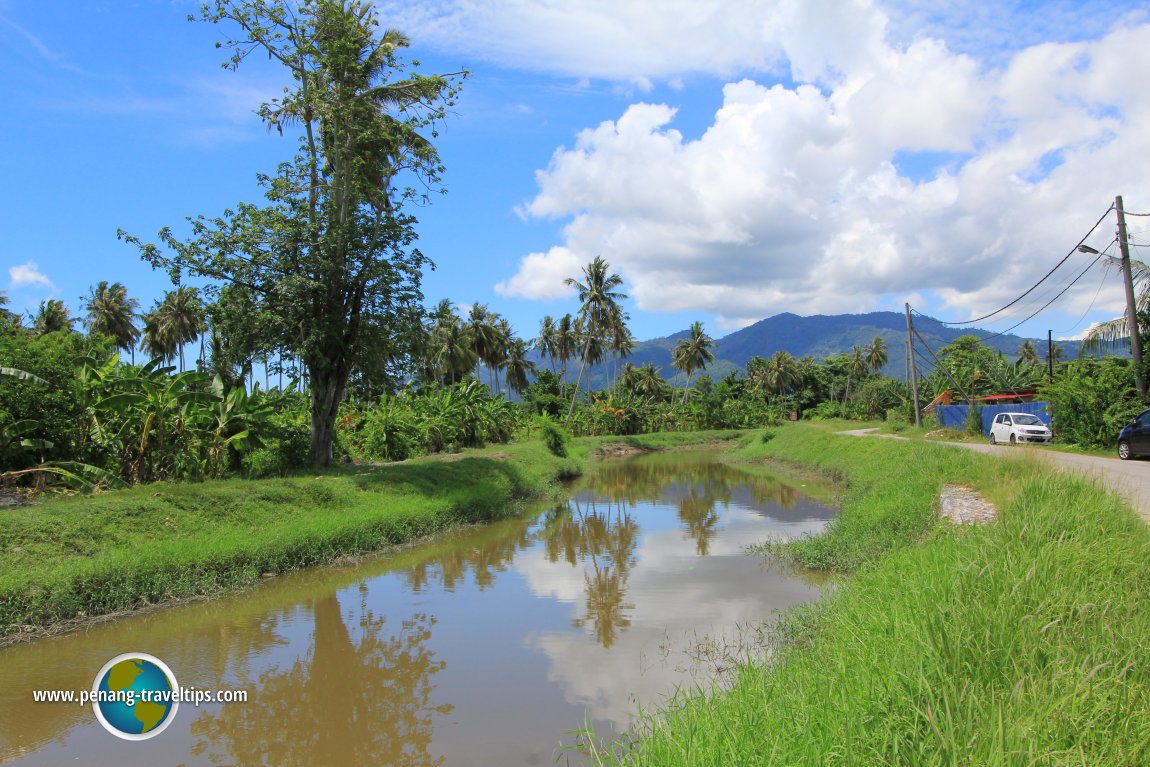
[604,425,1150,766]
[0,441,589,640]
[0,429,751,641]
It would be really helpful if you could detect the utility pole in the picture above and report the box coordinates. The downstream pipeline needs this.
[1116,195,1147,402]
[1047,330,1053,382]
[905,303,922,427]
[912,325,973,404]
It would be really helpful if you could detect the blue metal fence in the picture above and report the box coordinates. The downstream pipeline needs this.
[934,402,1051,436]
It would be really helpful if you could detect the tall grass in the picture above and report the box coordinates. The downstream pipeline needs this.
[738,425,1019,571]
[602,425,1150,766]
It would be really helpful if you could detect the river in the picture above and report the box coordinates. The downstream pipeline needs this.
[0,450,835,766]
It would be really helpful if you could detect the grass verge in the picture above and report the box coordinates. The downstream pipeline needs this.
[600,424,1150,765]
[0,440,582,640]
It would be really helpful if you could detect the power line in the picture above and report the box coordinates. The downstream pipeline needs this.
[1053,255,1111,336]
[978,256,1102,343]
[931,204,1114,326]
[962,247,1097,332]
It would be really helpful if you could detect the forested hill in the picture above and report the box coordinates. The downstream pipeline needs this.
[551,311,1082,388]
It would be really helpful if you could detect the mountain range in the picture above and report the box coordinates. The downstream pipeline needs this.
[542,311,1082,388]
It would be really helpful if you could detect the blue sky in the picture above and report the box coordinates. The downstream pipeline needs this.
[3,0,1150,348]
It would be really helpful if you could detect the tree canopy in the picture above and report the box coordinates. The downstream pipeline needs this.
[119,0,464,466]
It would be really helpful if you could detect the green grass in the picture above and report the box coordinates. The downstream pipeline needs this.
[738,425,1020,571]
[598,424,1150,766]
[0,440,580,638]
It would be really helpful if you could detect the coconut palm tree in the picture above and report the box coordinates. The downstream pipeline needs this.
[536,315,559,373]
[1081,259,1149,357]
[32,299,73,335]
[864,336,888,374]
[503,337,536,396]
[671,321,715,403]
[467,303,503,391]
[492,317,514,396]
[564,257,627,425]
[1017,340,1041,366]
[430,313,476,384]
[140,310,178,363]
[842,345,869,416]
[633,363,668,401]
[555,313,577,383]
[619,361,639,394]
[573,314,605,404]
[155,286,206,371]
[84,281,140,361]
[763,350,801,397]
[607,311,635,391]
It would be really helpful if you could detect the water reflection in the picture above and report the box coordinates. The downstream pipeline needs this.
[0,451,836,767]
[542,497,639,648]
[191,596,450,767]
[402,518,534,593]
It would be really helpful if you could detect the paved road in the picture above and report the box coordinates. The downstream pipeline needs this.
[838,429,1150,524]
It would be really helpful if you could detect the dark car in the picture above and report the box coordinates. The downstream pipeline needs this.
[1117,408,1150,460]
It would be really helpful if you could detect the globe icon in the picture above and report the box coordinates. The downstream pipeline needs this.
[91,653,179,740]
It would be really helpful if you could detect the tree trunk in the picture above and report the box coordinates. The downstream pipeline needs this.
[309,364,345,468]
[564,347,591,428]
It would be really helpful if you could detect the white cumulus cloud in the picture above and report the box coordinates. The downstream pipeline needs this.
[498,17,1150,325]
[9,261,54,289]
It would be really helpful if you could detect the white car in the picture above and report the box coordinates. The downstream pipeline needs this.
[989,412,1052,445]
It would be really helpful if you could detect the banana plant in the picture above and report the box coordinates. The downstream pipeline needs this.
[95,364,218,482]
[203,375,274,476]
[0,367,49,386]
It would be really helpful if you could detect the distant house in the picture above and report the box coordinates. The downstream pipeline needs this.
[923,389,1039,414]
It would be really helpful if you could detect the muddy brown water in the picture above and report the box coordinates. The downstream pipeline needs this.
[0,451,835,766]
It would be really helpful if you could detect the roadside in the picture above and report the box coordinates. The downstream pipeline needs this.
[953,441,1150,523]
[838,427,1150,523]
[604,424,1150,766]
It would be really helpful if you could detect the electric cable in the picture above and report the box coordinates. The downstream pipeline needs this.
[960,248,1096,333]
[978,256,1102,343]
[1054,259,1111,336]
[931,205,1113,326]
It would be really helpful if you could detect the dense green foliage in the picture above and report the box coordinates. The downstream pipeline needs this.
[1,342,286,485]
[0,330,111,470]
[339,380,521,462]
[1040,357,1143,447]
[4,308,1141,488]
[597,427,1150,766]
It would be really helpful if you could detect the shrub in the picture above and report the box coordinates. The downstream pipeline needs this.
[242,392,310,477]
[536,414,570,457]
[1039,358,1142,448]
[355,398,421,462]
